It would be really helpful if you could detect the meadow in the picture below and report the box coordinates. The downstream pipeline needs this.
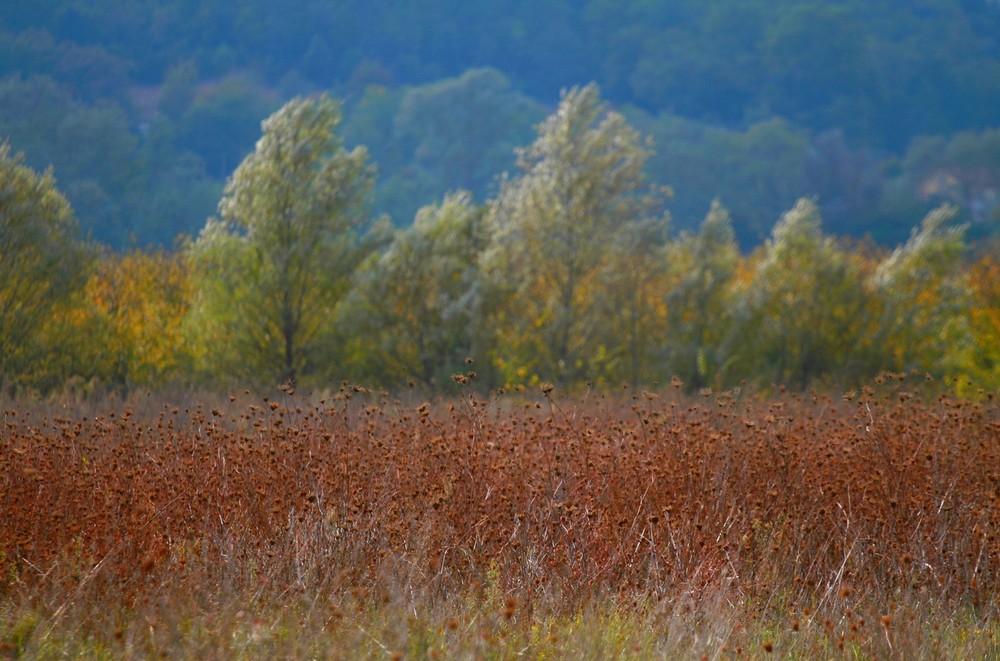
[2,376,998,659]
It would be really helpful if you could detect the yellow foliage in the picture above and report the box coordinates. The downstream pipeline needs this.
[967,255,1000,390]
[85,249,191,389]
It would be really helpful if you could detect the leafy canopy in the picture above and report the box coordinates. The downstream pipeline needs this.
[483,83,670,385]
[187,95,382,386]
[0,141,91,384]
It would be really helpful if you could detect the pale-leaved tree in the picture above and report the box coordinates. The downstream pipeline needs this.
[344,191,488,388]
[872,203,971,378]
[664,199,740,389]
[729,198,870,388]
[187,95,386,386]
[482,83,669,386]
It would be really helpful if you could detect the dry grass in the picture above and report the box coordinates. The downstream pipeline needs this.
[1,377,998,658]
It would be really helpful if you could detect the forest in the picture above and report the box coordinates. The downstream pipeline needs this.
[1,1,1000,248]
[1,1,999,395]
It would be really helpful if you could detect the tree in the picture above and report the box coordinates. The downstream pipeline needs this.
[86,249,191,393]
[0,75,141,246]
[482,84,669,386]
[730,198,871,388]
[344,191,488,388]
[0,141,91,385]
[591,215,670,386]
[187,95,384,386]
[159,60,200,118]
[664,199,740,389]
[637,111,813,245]
[967,252,1000,391]
[872,203,971,379]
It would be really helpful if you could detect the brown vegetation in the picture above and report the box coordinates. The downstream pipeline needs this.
[1,377,998,657]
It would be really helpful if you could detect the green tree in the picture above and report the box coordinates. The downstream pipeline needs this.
[344,191,488,388]
[482,83,669,386]
[664,199,740,389]
[966,252,1000,392]
[872,204,971,379]
[634,111,813,245]
[135,116,222,245]
[0,142,92,386]
[591,215,670,386]
[730,198,871,388]
[0,75,141,246]
[187,95,384,386]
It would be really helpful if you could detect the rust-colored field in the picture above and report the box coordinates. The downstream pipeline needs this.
[2,381,998,658]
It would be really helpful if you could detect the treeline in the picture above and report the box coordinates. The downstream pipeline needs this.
[2,2,1000,248]
[2,89,998,397]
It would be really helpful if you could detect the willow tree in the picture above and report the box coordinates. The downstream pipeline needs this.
[344,191,488,388]
[872,203,970,378]
[664,199,740,389]
[482,84,669,386]
[732,198,870,388]
[187,95,383,386]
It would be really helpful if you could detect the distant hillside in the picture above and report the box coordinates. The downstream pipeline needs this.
[2,0,999,247]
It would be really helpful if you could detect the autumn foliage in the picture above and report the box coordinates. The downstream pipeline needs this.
[3,93,998,397]
[2,378,997,656]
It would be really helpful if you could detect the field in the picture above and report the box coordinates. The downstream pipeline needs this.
[2,377,998,659]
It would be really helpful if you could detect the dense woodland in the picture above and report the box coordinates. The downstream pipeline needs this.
[1,2,999,395]
[2,1,1000,247]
